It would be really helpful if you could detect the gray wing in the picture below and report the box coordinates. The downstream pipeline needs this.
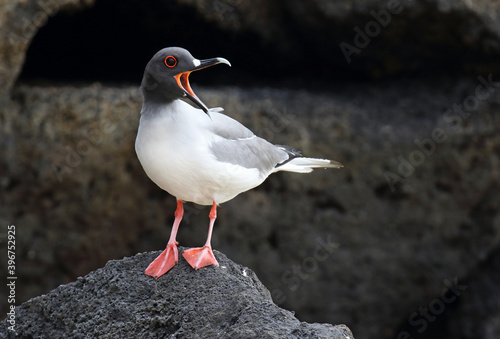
[208,110,254,140]
[208,112,289,174]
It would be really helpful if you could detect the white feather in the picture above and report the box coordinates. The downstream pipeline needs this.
[274,157,342,173]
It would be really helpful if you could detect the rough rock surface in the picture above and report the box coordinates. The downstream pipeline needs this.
[0,249,353,338]
[447,246,500,338]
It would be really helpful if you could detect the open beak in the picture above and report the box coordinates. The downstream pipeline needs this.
[174,57,231,114]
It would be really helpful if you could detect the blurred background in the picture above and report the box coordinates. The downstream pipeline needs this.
[1,0,500,338]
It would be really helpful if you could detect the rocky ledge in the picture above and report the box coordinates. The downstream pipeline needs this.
[0,248,353,338]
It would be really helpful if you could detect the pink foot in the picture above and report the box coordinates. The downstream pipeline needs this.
[145,242,178,278]
[182,246,219,270]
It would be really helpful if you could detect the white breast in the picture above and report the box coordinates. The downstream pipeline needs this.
[135,100,263,205]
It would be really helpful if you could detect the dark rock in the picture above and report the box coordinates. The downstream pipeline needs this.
[0,249,353,338]
[447,245,500,338]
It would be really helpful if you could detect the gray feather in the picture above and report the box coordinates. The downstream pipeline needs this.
[210,137,288,173]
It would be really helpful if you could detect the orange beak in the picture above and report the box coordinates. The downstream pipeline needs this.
[173,57,231,114]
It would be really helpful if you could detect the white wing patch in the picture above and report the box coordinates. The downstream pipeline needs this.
[209,107,224,113]
[230,135,256,141]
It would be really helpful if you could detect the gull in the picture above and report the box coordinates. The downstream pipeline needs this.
[135,47,343,278]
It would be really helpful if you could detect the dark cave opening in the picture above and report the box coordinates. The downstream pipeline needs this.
[18,0,294,87]
[18,0,497,89]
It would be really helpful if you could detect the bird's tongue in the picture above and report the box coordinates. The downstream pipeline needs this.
[174,71,210,114]
[175,72,197,99]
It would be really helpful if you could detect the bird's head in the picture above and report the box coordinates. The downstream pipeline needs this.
[140,47,231,114]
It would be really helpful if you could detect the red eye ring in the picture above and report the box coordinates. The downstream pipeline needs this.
[165,56,177,68]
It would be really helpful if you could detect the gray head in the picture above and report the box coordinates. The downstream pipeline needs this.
[140,47,231,114]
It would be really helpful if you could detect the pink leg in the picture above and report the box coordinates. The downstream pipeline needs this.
[145,200,183,278]
[182,201,219,270]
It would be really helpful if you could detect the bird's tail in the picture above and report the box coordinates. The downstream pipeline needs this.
[274,157,343,173]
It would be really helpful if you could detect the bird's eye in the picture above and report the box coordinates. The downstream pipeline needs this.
[165,56,177,68]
